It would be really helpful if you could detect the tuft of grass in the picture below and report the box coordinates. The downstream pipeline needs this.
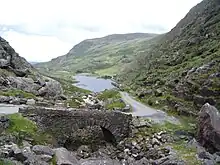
[6,113,54,145]
[0,89,36,99]
[97,89,126,110]
[97,89,121,101]
[51,155,57,165]
[7,113,38,134]
[0,160,13,165]
[106,101,126,110]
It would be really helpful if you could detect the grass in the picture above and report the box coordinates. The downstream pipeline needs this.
[170,141,201,165]
[0,89,36,99]
[0,160,13,165]
[65,98,82,108]
[136,116,196,138]
[106,101,126,110]
[97,89,126,110]
[6,113,54,145]
[51,155,57,165]
[97,89,121,100]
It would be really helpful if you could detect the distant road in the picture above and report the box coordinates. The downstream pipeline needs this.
[120,92,179,124]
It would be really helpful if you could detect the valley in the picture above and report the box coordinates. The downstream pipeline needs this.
[0,0,220,164]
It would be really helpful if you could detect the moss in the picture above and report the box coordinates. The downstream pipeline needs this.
[0,89,36,99]
[6,113,54,145]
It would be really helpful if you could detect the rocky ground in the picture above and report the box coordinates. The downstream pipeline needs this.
[0,103,219,165]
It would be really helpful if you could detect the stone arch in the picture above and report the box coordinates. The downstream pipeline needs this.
[81,118,118,143]
[100,126,116,144]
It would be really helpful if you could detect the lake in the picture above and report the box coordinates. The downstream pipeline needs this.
[74,74,115,92]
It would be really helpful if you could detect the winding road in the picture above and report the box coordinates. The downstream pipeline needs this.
[0,104,22,114]
[120,92,179,124]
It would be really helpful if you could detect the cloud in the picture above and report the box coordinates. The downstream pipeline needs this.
[2,30,72,62]
[0,0,202,62]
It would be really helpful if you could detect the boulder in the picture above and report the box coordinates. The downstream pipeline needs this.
[32,145,54,156]
[38,79,62,98]
[26,99,36,105]
[10,144,28,162]
[35,78,46,87]
[0,59,9,68]
[13,69,27,77]
[0,96,10,103]
[197,103,220,153]
[54,147,78,165]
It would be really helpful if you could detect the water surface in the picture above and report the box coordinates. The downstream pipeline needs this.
[74,74,115,92]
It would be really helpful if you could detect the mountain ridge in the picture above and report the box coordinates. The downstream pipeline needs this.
[35,33,159,76]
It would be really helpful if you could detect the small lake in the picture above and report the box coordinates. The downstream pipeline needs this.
[74,74,115,92]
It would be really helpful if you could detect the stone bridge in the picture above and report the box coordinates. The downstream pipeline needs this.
[19,107,132,145]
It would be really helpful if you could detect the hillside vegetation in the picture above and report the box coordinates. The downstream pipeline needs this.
[119,0,220,115]
[35,33,158,77]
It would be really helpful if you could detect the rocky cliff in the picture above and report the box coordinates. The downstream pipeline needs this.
[0,36,63,99]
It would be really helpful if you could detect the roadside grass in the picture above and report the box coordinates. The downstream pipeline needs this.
[97,89,126,110]
[97,89,121,100]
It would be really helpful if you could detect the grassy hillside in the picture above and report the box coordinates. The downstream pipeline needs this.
[119,0,220,115]
[35,33,158,77]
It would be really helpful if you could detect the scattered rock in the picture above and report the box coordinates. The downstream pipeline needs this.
[77,145,91,159]
[32,145,54,156]
[79,158,121,165]
[11,144,27,162]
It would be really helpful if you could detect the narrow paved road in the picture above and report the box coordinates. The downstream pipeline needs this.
[120,92,179,124]
[0,104,22,114]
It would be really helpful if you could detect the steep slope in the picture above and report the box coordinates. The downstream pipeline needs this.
[35,33,158,76]
[0,36,63,99]
[119,0,220,115]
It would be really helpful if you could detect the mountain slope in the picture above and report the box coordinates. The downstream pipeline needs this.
[0,36,63,99]
[119,0,220,115]
[35,33,158,76]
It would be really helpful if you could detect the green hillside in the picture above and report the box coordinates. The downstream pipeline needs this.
[35,33,158,77]
[118,0,220,115]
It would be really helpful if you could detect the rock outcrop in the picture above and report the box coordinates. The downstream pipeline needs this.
[197,103,220,153]
[0,36,63,99]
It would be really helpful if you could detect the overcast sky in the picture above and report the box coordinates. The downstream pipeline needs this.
[0,0,202,62]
